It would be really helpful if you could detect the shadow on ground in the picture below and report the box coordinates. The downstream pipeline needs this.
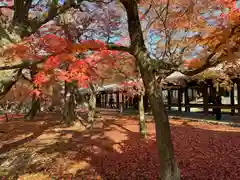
[0,113,61,154]
[0,115,239,180]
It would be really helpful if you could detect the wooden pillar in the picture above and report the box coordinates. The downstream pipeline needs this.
[167,90,172,111]
[237,82,240,115]
[209,82,214,114]
[178,88,182,112]
[101,93,104,108]
[211,85,217,115]
[99,93,102,108]
[119,92,123,113]
[128,96,131,108]
[209,82,212,99]
[203,83,209,115]
[212,86,217,100]
[230,85,235,115]
[184,88,190,112]
[122,93,125,110]
[116,91,120,109]
[129,97,133,107]
[191,89,194,100]
[105,92,108,108]
[96,94,100,108]
[124,95,127,108]
[126,96,129,108]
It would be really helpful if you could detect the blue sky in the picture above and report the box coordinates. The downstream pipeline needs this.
[0,0,239,59]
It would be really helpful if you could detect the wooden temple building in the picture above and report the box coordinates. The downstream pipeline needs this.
[88,71,240,116]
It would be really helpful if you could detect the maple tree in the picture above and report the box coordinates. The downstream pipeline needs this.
[0,0,239,180]
[2,31,137,122]
[83,50,136,123]
[121,78,147,137]
[121,1,239,179]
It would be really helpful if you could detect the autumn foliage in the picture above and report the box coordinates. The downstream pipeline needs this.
[137,0,240,70]
[120,79,144,97]
[3,33,136,93]
[184,59,203,69]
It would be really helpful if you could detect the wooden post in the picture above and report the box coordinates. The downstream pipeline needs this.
[203,83,209,115]
[119,92,123,113]
[211,85,217,115]
[212,86,217,99]
[96,94,100,108]
[126,96,129,108]
[168,90,172,111]
[184,88,190,112]
[99,93,102,108]
[116,91,120,109]
[130,97,133,107]
[102,92,104,108]
[191,89,194,100]
[122,93,125,110]
[237,81,240,115]
[209,82,212,99]
[178,89,182,112]
[125,95,128,108]
[230,85,235,115]
[105,92,108,108]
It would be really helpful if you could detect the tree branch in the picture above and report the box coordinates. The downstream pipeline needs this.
[29,0,77,35]
[105,43,130,52]
[182,25,238,76]
[0,59,44,71]
[13,0,33,24]
[182,52,219,76]
[21,73,33,83]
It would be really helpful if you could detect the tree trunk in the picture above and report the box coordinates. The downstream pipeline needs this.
[120,1,180,179]
[50,82,63,112]
[148,85,180,180]
[138,56,180,180]
[138,94,146,138]
[63,82,76,125]
[88,92,96,123]
[25,94,40,120]
[138,57,180,180]
[25,68,40,121]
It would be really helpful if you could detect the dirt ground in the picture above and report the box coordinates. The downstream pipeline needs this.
[0,113,239,180]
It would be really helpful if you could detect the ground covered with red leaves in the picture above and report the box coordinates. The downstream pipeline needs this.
[0,115,239,180]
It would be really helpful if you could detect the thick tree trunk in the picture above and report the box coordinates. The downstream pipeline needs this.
[63,82,76,125]
[138,60,180,180]
[25,68,40,121]
[120,1,180,179]
[25,95,40,120]
[138,94,146,138]
[148,85,180,180]
[50,82,63,112]
[88,92,96,123]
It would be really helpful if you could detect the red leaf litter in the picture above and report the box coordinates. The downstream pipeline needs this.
[0,115,240,180]
[73,118,240,180]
